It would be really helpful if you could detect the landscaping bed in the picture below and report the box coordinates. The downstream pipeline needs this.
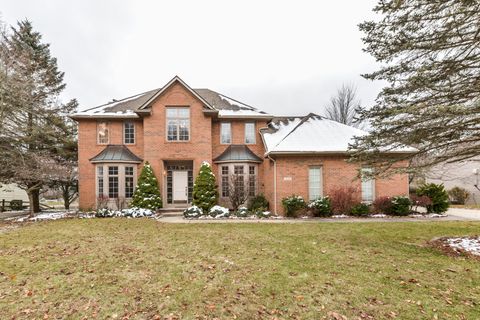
[430,236,480,260]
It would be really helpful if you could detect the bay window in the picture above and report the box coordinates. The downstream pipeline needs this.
[96,164,137,199]
[219,163,257,198]
[166,107,190,141]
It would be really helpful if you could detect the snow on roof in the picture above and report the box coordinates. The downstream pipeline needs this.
[261,114,416,154]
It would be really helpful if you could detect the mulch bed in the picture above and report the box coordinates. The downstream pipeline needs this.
[429,236,480,260]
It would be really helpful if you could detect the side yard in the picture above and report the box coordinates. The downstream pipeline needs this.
[1,220,479,319]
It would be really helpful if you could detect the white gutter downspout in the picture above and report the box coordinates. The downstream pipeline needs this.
[267,153,277,214]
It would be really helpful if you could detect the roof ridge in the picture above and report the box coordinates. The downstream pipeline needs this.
[81,88,159,112]
[270,114,318,150]
[211,90,258,111]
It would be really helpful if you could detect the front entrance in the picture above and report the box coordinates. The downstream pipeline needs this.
[173,171,188,203]
[165,160,193,207]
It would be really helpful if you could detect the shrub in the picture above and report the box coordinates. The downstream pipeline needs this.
[235,206,250,217]
[329,187,359,215]
[95,208,155,218]
[372,196,393,214]
[122,207,154,218]
[410,194,432,212]
[448,186,470,205]
[417,183,449,213]
[95,208,118,218]
[130,161,163,210]
[350,203,370,216]
[281,195,306,217]
[10,200,24,211]
[192,162,218,213]
[256,211,272,218]
[183,205,203,218]
[248,194,269,213]
[390,196,411,216]
[308,197,332,217]
[209,205,230,218]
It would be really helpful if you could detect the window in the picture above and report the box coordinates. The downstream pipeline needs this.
[219,164,258,198]
[308,167,323,200]
[125,166,134,198]
[97,166,104,196]
[96,164,137,201]
[97,122,109,144]
[220,122,231,144]
[221,166,229,197]
[361,167,375,202]
[248,165,256,196]
[245,122,256,144]
[166,107,190,141]
[124,122,135,144]
[108,166,119,198]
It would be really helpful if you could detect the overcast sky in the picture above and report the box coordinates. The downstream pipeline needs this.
[1,0,384,115]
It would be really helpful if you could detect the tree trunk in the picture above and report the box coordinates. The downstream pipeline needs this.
[27,186,41,216]
[62,186,70,210]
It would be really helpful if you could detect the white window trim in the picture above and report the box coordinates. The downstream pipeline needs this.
[308,166,323,201]
[361,167,375,203]
[166,107,191,142]
[123,121,136,145]
[97,121,109,145]
[218,163,257,198]
[95,163,137,200]
[220,122,232,144]
[244,122,256,144]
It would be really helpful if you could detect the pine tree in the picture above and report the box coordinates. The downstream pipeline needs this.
[130,162,163,210]
[350,1,480,176]
[0,19,72,215]
[192,161,218,212]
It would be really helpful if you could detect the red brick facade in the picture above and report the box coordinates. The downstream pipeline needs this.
[77,80,410,214]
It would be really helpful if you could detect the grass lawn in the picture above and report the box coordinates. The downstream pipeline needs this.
[1,220,479,319]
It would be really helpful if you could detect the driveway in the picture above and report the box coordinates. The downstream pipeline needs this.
[446,207,480,221]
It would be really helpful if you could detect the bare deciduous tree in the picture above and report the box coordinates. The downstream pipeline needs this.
[228,174,250,210]
[324,84,363,128]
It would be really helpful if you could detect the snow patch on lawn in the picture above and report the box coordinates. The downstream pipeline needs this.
[18,211,68,222]
[446,237,480,256]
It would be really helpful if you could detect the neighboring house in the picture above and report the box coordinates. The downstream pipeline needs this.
[0,183,29,202]
[424,160,480,205]
[71,76,412,214]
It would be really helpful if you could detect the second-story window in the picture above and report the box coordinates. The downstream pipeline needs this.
[220,122,231,144]
[97,122,109,144]
[124,122,135,144]
[166,107,190,141]
[245,122,256,144]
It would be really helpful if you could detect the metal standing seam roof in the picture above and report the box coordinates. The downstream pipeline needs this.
[213,145,263,163]
[90,145,143,163]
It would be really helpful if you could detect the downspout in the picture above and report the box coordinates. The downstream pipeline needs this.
[267,153,277,214]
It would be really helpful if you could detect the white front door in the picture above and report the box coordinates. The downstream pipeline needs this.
[173,171,188,202]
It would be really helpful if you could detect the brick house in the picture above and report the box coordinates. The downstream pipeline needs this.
[72,76,412,214]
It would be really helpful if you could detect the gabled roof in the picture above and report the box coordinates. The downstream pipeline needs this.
[90,145,143,163]
[138,75,215,111]
[71,76,272,120]
[261,113,416,155]
[213,145,263,163]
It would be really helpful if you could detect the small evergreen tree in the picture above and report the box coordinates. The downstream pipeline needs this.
[192,161,218,212]
[130,161,162,210]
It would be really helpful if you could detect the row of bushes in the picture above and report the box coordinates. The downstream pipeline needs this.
[281,183,450,217]
[183,205,272,219]
[95,207,155,218]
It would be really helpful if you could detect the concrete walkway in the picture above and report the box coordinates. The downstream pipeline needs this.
[157,207,480,223]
